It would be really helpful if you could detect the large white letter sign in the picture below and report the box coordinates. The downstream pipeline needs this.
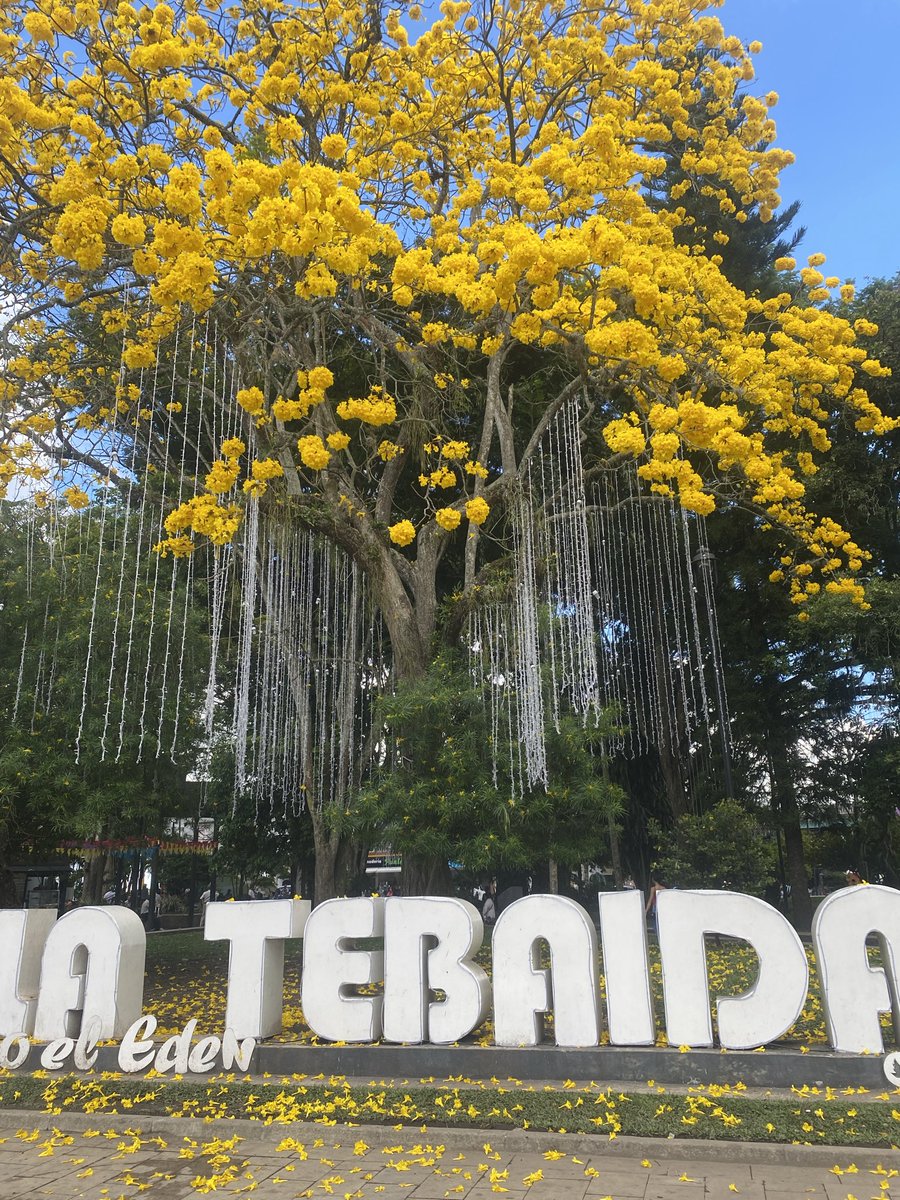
[33,906,145,1042]
[492,895,601,1047]
[205,899,311,1039]
[383,897,489,1044]
[813,884,900,1054]
[656,890,808,1050]
[0,910,56,1036]
[302,897,385,1042]
[597,891,655,1046]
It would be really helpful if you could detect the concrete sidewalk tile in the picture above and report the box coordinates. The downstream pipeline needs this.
[407,1175,480,1197]
[507,1152,594,1177]
[0,1166,70,1185]
[584,1177,648,1198]
[705,1182,767,1196]
[751,1163,833,1185]
[370,1164,449,1183]
[654,1158,722,1178]
[584,1164,652,1185]
[466,1184,529,1197]
[645,1185,706,1200]
[704,1187,766,1200]
[529,1180,590,1198]
[695,1164,755,1184]
[764,1166,835,1191]
[823,1185,879,1200]
[762,1184,828,1197]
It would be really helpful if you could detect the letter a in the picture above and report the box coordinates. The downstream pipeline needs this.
[813,884,900,1054]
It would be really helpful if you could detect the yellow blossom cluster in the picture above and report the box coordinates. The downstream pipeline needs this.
[0,0,894,603]
[419,466,457,490]
[251,458,284,482]
[205,459,240,495]
[62,485,90,510]
[241,455,285,497]
[157,495,241,555]
[389,520,416,547]
[435,507,462,531]
[297,435,331,471]
[466,497,491,525]
[336,387,397,427]
[236,387,265,416]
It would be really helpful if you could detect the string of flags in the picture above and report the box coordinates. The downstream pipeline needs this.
[55,837,218,859]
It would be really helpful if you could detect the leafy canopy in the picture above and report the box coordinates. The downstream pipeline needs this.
[650,799,776,895]
[352,653,623,871]
[0,0,895,613]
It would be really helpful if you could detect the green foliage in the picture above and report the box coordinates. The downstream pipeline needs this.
[210,761,315,893]
[650,799,776,895]
[0,500,208,889]
[351,652,623,874]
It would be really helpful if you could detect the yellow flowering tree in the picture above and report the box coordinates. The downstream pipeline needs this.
[0,0,895,838]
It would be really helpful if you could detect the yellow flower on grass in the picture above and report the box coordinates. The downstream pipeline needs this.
[389,520,416,547]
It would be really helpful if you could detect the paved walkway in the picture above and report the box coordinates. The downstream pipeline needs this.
[0,1117,894,1200]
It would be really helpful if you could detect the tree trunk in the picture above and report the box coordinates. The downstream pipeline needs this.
[601,752,624,887]
[0,817,17,907]
[548,858,559,895]
[607,811,624,887]
[310,808,356,904]
[652,633,690,820]
[127,853,142,911]
[83,850,107,905]
[767,738,813,931]
[403,854,453,897]
[782,817,813,931]
[657,733,689,821]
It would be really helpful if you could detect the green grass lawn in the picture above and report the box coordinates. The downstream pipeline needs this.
[0,1072,897,1149]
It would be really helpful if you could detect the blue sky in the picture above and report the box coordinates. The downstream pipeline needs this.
[719,0,900,286]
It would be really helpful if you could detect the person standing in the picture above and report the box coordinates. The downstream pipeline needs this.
[645,878,667,931]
